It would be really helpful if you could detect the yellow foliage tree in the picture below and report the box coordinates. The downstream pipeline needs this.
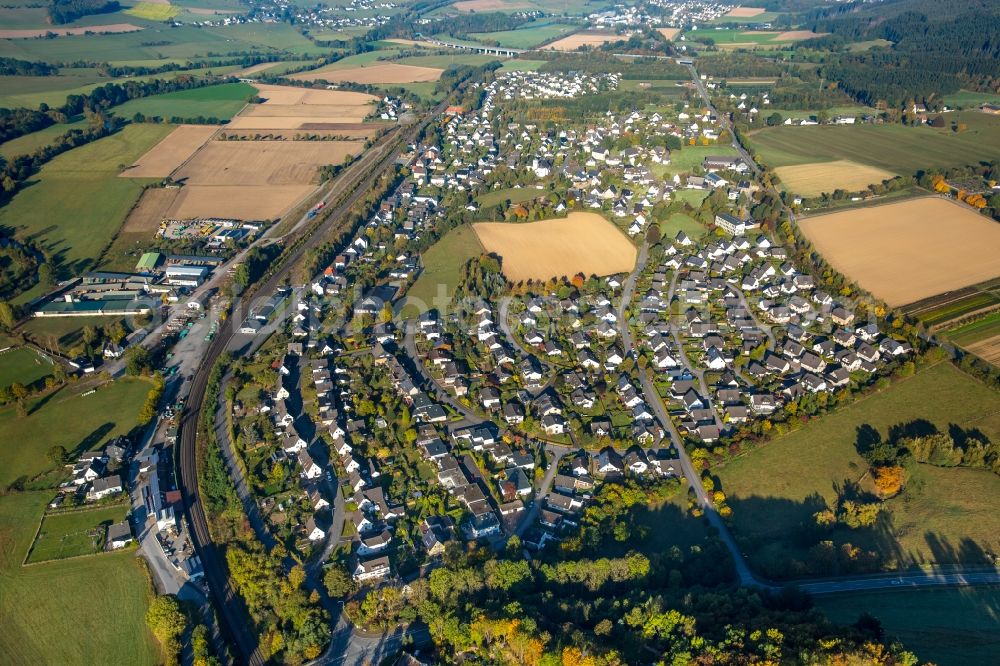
[872,465,905,498]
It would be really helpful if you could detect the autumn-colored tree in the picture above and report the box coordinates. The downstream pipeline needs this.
[872,465,906,498]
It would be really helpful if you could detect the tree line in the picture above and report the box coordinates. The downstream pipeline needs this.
[48,0,119,24]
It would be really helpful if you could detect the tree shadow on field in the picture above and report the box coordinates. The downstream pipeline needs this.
[71,422,114,459]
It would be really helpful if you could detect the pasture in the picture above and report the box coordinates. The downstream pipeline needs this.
[111,81,254,121]
[26,504,129,562]
[717,361,1000,575]
[121,123,219,177]
[749,112,1000,173]
[0,493,156,665]
[473,212,637,282]
[0,377,150,489]
[0,23,142,39]
[470,22,577,49]
[0,123,174,280]
[399,225,484,316]
[0,346,54,391]
[773,159,897,196]
[817,587,1000,666]
[797,197,1000,306]
[545,31,625,51]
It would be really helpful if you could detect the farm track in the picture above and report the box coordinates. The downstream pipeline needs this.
[176,103,445,664]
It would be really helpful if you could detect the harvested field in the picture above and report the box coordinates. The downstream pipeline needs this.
[292,63,443,84]
[966,336,1000,367]
[473,212,636,282]
[175,140,360,186]
[545,32,623,51]
[231,86,378,127]
[120,124,219,178]
[452,0,531,9]
[657,27,680,40]
[122,187,179,234]
[169,185,314,221]
[252,84,376,107]
[798,197,1000,306]
[0,24,142,38]
[774,159,896,196]
[725,6,765,17]
[219,127,375,139]
[774,30,826,41]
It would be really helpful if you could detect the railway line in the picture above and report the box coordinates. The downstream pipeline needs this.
[176,102,446,664]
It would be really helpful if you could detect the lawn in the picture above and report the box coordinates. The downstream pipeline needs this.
[399,225,484,317]
[111,81,255,121]
[469,22,577,49]
[497,59,546,72]
[749,112,1000,173]
[0,346,54,391]
[657,143,738,176]
[27,504,129,562]
[717,362,1000,576]
[0,377,151,489]
[0,123,173,281]
[0,493,157,665]
[817,586,1000,666]
[477,185,548,207]
[659,212,705,239]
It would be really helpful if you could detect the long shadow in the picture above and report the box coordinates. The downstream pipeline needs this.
[26,384,65,416]
[70,422,115,458]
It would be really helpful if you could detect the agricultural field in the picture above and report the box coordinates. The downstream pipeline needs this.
[26,504,129,563]
[0,23,143,39]
[798,197,1000,306]
[0,493,157,665]
[0,377,151,489]
[0,346,54,391]
[948,312,1000,367]
[773,159,897,196]
[657,27,681,40]
[0,123,174,284]
[943,90,1000,109]
[110,81,255,121]
[818,587,1000,666]
[477,186,548,207]
[121,123,220,177]
[717,361,1000,575]
[176,139,359,185]
[749,112,1000,173]
[469,22,577,49]
[125,2,180,20]
[226,84,377,129]
[685,27,822,48]
[497,59,546,72]
[473,212,637,282]
[293,62,443,84]
[545,31,625,51]
[399,225,484,317]
[905,287,1000,328]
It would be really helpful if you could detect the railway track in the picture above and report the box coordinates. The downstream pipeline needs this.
[176,102,446,665]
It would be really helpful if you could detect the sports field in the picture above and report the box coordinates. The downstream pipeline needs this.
[0,123,174,280]
[798,197,1000,306]
[0,493,156,665]
[400,225,484,316]
[0,378,151,489]
[818,587,1000,666]
[0,346,54,391]
[473,212,637,282]
[774,159,896,196]
[27,504,129,562]
[750,112,1000,173]
[717,361,1000,575]
[121,123,219,177]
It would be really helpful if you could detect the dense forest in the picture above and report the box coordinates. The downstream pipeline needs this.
[48,0,120,24]
[801,0,1000,106]
[0,58,58,77]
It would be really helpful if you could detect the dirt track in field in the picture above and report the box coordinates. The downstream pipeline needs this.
[798,197,1000,306]
[473,212,637,282]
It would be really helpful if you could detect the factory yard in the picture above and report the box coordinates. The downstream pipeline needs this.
[798,197,1000,306]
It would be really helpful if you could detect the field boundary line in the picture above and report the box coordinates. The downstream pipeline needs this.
[23,542,137,567]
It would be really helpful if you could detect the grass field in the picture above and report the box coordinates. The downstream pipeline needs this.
[798,197,1000,306]
[915,291,1000,327]
[20,315,129,349]
[27,504,129,562]
[947,312,1000,346]
[111,82,254,121]
[817,586,1000,666]
[469,22,577,48]
[671,189,709,207]
[750,112,1000,173]
[0,123,174,281]
[125,2,180,20]
[474,212,637,282]
[394,53,506,69]
[659,212,705,239]
[943,90,1000,110]
[0,119,88,160]
[0,492,157,665]
[655,143,739,176]
[400,225,483,316]
[477,186,547,207]
[0,377,151,488]
[497,59,546,72]
[717,362,1000,575]
[0,346,54,391]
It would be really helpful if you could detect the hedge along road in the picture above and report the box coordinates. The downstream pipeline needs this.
[176,100,447,665]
